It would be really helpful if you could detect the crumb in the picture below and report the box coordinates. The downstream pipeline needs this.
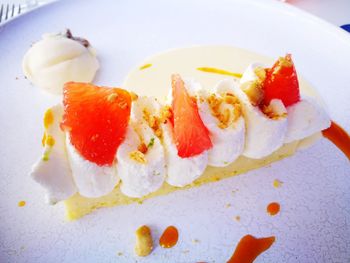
[226,203,231,208]
[234,216,241,221]
[273,179,283,188]
[192,239,200,244]
[129,151,147,164]
[130,91,138,101]
[117,252,123,256]
[18,201,26,207]
[231,189,239,195]
[15,77,19,80]
[135,225,153,257]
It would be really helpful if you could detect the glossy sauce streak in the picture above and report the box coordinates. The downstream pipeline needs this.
[267,202,280,216]
[18,201,26,207]
[322,121,350,161]
[197,67,242,78]
[159,226,178,248]
[43,109,54,129]
[227,235,275,263]
[139,63,152,70]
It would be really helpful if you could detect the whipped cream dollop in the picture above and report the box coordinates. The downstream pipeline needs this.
[22,30,99,94]
[65,136,119,198]
[162,121,209,187]
[117,97,166,198]
[285,96,331,143]
[30,105,77,204]
[239,64,288,159]
[195,79,245,167]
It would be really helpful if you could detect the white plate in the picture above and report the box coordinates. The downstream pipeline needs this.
[0,0,349,262]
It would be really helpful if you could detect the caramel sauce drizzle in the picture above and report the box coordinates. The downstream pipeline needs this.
[322,121,350,161]
[227,235,275,263]
[159,226,179,248]
[197,67,242,78]
[267,202,280,216]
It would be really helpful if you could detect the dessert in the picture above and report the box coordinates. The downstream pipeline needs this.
[30,46,340,220]
[22,29,99,94]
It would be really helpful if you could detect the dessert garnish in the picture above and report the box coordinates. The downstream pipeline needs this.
[227,235,275,263]
[267,202,280,216]
[171,74,212,157]
[18,201,26,207]
[61,82,131,165]
[273,179,283,188]
[159,226,179,248]
[139,63,152,70]
[135,225,153,257]
[322,121,350,160]
[197,67,242,78]
[22,29,99,94]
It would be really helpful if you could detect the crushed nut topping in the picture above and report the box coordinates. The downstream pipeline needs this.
[130,91,139,101]
[241,80,264,107]
[143,109,163,139]
[160,106,173,124]
[130,150,147,164]
[261,104,287,120]
[207,93,242,129]
[135,225,153,257]
[65,29,90,48]
[254,67,267,81]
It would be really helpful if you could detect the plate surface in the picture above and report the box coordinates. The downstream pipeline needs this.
[0,0,349,262]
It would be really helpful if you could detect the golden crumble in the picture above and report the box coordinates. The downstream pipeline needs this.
[241,80,264,107]
[207,93,242,129]
[130,91,138,101]
[129,150,147,164]
[143,109,163,139]
[135,225,153,257]
[261,104,287,120]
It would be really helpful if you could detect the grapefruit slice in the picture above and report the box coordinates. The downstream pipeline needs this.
[61,82,131,166]
[171,74,212,158]
[263,54,300,107]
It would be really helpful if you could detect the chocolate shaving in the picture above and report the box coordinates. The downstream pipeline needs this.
[65,29,90,48]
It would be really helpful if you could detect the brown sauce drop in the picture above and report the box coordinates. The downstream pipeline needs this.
[267,202,280,216]
[322,121,350,161]
[227,235,275,263]
[159,226,178,248]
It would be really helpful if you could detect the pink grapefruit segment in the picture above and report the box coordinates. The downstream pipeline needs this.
[171,74,212,158]
[61,82,131,166]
